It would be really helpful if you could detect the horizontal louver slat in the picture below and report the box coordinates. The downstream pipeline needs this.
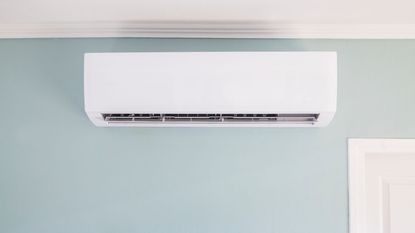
[102,113,319,123]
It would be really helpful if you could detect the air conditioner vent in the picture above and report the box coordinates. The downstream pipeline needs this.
[102,113,319,124]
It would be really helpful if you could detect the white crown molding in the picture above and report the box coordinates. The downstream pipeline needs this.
[2,22,415,38]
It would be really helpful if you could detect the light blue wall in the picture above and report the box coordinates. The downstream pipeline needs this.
[1,39,415,233]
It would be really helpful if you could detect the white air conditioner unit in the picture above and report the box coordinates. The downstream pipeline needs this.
[84,52,337,127]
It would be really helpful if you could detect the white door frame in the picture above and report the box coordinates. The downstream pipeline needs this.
[348,138,415,233]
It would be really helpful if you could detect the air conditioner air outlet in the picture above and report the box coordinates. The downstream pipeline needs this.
[101,113,320,123]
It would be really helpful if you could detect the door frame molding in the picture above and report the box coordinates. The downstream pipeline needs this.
[348,138,415,233]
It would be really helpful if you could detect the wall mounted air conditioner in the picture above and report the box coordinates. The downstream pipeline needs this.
[84,52,337,127]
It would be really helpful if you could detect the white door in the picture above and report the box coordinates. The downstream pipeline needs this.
[349,139,415,233]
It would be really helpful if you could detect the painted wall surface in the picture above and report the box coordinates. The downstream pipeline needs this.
[0,39,415,233]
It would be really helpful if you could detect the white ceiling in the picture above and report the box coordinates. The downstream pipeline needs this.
[1,0,415,38]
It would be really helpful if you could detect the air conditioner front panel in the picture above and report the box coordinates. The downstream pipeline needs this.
[84,52,337,127]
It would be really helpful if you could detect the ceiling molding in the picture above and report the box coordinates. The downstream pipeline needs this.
[2,22,415,38]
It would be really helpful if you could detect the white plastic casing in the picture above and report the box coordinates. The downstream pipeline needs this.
[84,52,337,127]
